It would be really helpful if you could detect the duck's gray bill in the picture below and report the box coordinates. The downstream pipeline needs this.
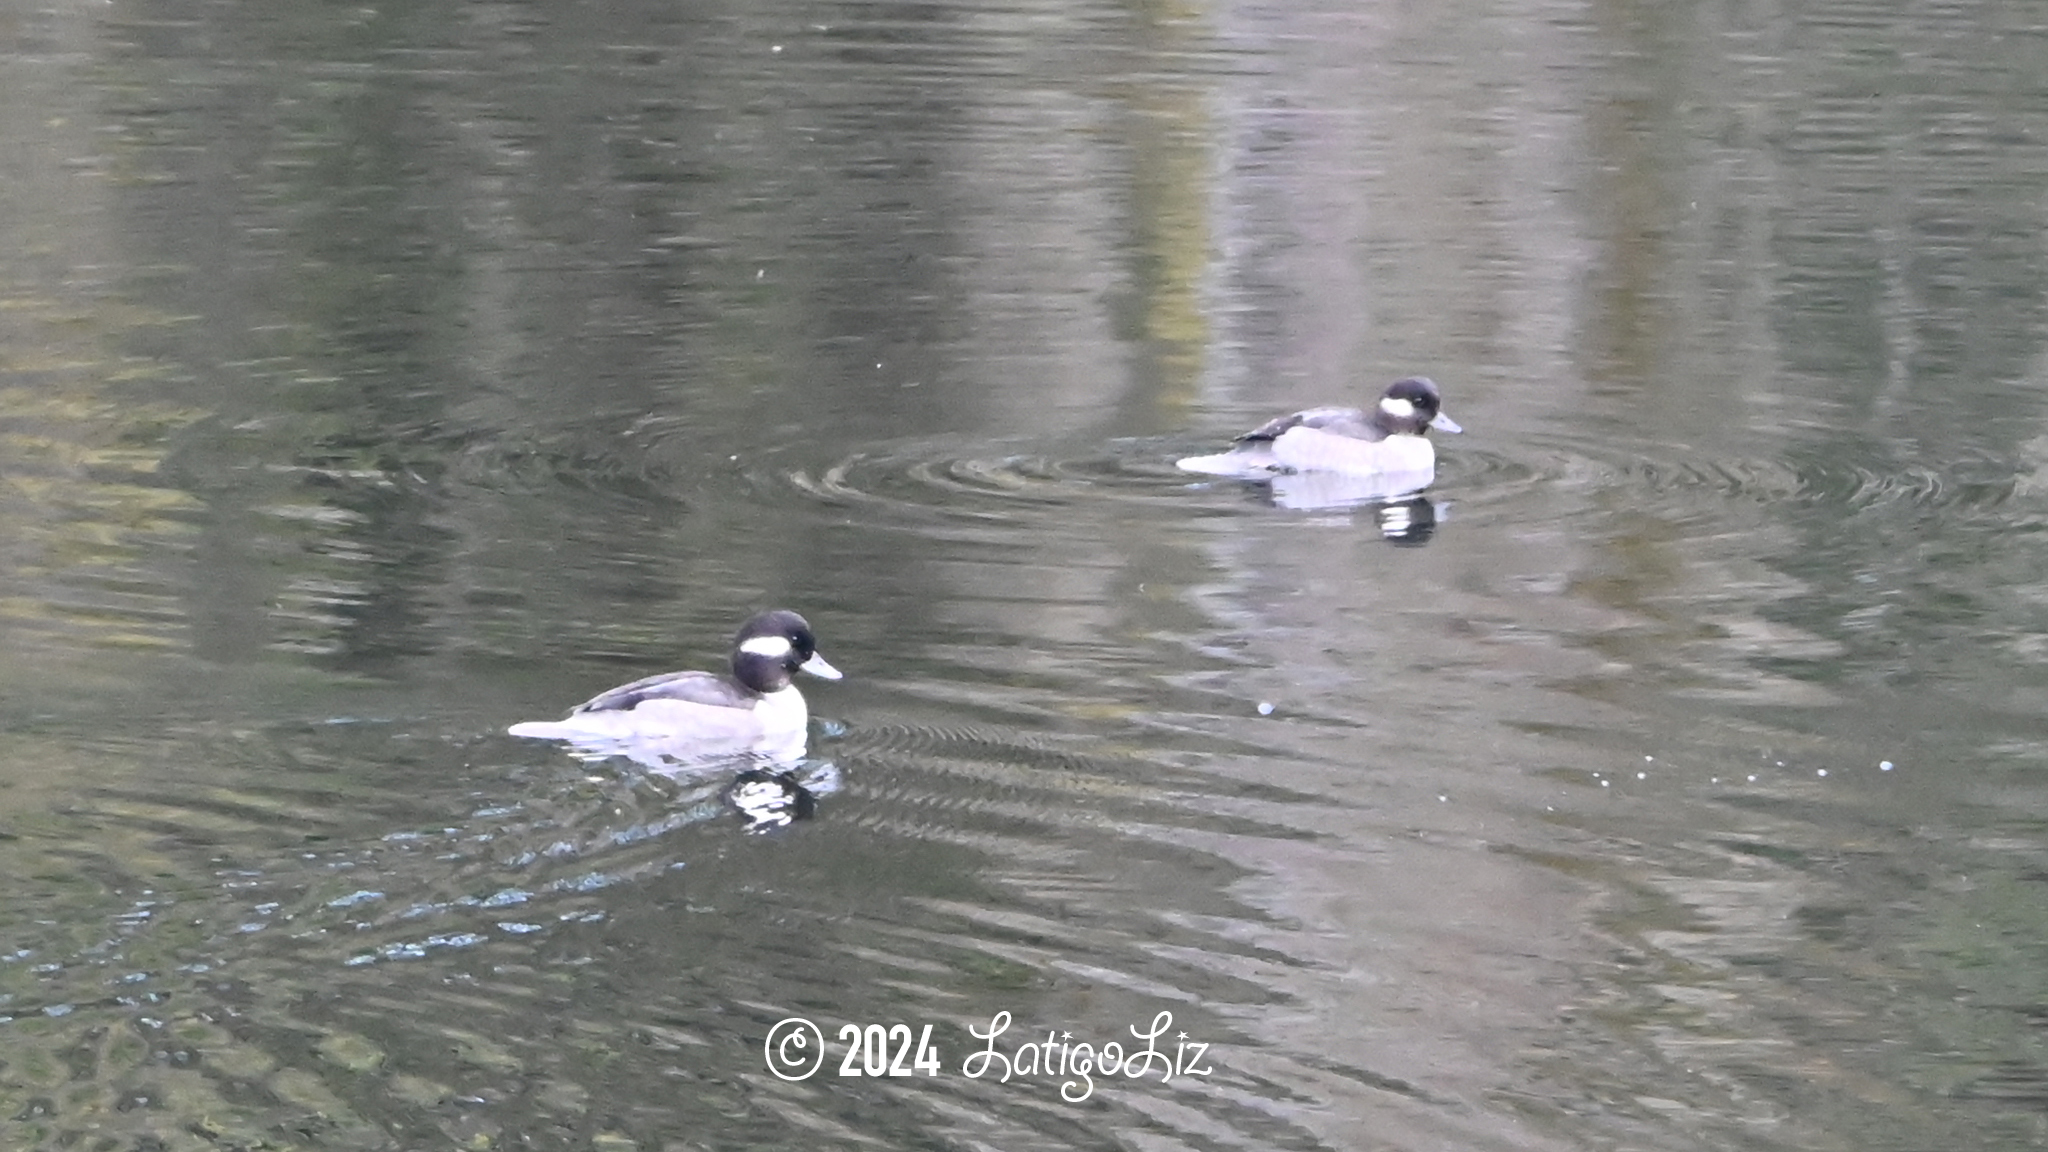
[1429,412,1463,434]
[800,652,843,680]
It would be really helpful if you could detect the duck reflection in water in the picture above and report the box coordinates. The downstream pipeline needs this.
[726,767,826,832]
[509,609,844,829]
[1256,484,1447,543]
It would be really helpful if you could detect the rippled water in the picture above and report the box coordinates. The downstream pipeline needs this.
[5,0,2048,1149]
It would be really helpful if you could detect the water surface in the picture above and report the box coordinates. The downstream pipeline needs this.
[3,0,2048,1149]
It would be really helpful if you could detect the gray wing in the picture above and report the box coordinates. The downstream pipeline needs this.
[569,670,753,714]
[1236,407,1386,444]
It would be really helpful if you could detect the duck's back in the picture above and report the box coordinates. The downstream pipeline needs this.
[1238,406,1387,444]
[507,669,772,743]
[570,669,755,714]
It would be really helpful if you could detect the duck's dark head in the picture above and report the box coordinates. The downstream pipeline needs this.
[730,609,843,694]
[1374,377,1462,437]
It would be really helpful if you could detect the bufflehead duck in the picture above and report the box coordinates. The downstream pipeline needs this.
[1176,376,1462,481]
[508,609,841,765]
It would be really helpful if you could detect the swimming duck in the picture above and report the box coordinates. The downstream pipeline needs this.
[1176,376,1462,481]
[508,609,841,765]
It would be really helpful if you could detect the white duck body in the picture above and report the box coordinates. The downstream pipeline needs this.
[508,610,840,769]
[1177,377,1460,481]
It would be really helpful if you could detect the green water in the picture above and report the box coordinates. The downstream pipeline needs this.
[1,0,2046,1148]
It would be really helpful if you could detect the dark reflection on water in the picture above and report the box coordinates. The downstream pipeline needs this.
[4,0,2048,1148]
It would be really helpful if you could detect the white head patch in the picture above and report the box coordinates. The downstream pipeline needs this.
[1379,397,1416,420]
[739,634,794,659]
